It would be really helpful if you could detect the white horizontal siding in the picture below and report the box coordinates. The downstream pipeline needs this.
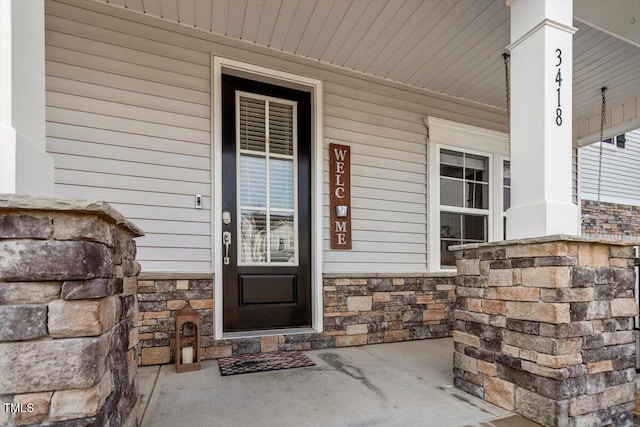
[323,82,427,273]
[579,129,640,205]
[45,9,212,273]
[46,0,507,274]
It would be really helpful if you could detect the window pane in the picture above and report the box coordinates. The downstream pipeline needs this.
[503,161,511,186]
[239,97,266,152]
[270,213,295,262]
[240,155,266,208]
[466,182,488,209]
[240,210,267,263]
[440,240,459,267]
[440,164,464,179]
[504,187,511,211]
[440,178,463,207]
[441,150,464,167]
[269,158,294,209]
[465,154,488,182]
[269,102,294,156]
[441,212,461,239]
[463,214,487,241]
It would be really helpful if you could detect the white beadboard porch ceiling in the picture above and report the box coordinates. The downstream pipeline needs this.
[99,0,639,124]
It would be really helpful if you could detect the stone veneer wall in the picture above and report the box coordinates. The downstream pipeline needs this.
[138,273,456,365]
[0,195,143,427]
[452,237,638,427]
[582,200,640,238]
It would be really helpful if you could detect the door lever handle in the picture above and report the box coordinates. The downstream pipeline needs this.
[223,231,231,265]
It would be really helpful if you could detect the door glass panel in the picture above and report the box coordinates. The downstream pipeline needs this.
[239,97,266,152]
[270,159,294,209]
[270,213,295,262]
[269,102,294,156]
[237,93,297,265]
[240,155,266,208]
[240,210,267,263]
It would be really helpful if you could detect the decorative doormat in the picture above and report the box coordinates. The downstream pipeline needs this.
[217,351,315,376]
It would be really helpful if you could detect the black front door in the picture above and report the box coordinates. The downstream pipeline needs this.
[222,74,311,332]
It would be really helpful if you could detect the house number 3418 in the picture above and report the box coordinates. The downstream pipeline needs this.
[555,48,562,126]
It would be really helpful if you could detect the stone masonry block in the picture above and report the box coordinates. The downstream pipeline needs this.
[457,259,480,276]
[601,382,635,408]
[495,287,540,301]
[571,267,596,287]
[488,269,512,287]
[346,324,368,335]
[48,297,120,338]
[587,360,613,374]
[346,296,372,312]
[482,300,506,315]
[477,360,497,376]
[569,393,601,416]
[260,336,278,352]
[484,376,515,411]
[0,281,61,304]
[190,299,213,309]
[521,266,570,288]
[506,242,568,258]
[53,217,113,246]
[122,277,138,296]
[335,334,367,347]
[140,346,170,365]
[61,278,117,300]
[540,288,594,303]
[453,330,481,348]
[49,371,112,422]
[0,337,107,394]
[536,353,583,369]
[515,387,568,427]
[455,310,490,324]
[521,361,570,380]
[0,240,114,281]
[0,215,51,239]
[176,280,189,290]
[453,351,478,374]
[611,298,638,317]
[0,305,48,341]
[578,244,609,267]
[506,301,570,324]
[609,246,634,259]
[384,330,409,342]
[12,392,52,426]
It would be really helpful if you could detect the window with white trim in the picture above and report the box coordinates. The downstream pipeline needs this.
[426,117,509,271]
[438,149,490,267]
[503,160,511,240]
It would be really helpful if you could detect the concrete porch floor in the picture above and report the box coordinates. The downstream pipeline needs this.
[138,338,541,427]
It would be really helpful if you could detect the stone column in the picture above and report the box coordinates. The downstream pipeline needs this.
[0,194,143,426]
[453,237,637,426]
[506,0,579,238]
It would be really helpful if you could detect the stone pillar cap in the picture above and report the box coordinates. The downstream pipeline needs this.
[0,194,144,237]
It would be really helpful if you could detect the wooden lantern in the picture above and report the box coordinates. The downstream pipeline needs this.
[174,301,201,373]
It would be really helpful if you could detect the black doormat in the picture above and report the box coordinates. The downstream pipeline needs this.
[218,351,315,376]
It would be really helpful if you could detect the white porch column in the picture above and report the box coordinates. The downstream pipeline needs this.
[0,0,54,196]
[506,0,579,239]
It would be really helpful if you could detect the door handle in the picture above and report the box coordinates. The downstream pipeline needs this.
[223,231,231,265]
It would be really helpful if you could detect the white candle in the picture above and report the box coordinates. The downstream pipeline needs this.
[182,346,194,364]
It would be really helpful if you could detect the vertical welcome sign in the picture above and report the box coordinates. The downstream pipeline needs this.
[329,143,352,249]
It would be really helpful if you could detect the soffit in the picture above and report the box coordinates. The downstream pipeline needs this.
[97,0,640,124]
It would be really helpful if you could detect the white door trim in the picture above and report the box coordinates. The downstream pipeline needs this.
[212,56,324,339]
